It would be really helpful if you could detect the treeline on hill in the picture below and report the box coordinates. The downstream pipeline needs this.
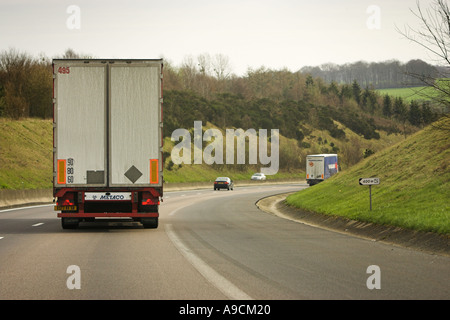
[300,59,444,89]
[0,49,441,152]
[162,54,439,141]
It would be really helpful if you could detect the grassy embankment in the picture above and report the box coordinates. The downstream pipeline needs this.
[0,117,415,189]
[286,117,450,235]
[0,118,53,189]
[0,118,304,190]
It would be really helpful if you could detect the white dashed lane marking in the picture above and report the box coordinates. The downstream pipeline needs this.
[32,223,44,227]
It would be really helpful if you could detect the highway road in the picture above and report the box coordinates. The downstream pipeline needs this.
[0,183,449,300]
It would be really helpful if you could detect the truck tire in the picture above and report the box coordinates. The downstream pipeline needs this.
[61,218,79,229]
[142,217,158,229]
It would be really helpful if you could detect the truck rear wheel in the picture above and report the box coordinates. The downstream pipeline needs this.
[142,217,158,229]
[61,217,79,229]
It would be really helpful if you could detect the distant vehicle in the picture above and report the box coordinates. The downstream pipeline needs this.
[214,177,234,190]
[306,154,339,186]
[251,173,266,181]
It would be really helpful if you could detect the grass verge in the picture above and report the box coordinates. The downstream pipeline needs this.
[286,118,450,235]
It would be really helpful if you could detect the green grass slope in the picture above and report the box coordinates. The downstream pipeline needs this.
[0,118,53,189]
[162,123,306,183]
[0,118,304,190]
[376,86,436,102]
[286,117,450,234]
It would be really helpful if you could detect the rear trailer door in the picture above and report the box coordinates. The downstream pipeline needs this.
[53,60,163,189]
[53,62,107,187]
[306,156,325,180]
[109,63,162,187]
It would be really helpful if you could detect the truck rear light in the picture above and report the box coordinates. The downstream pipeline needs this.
[57,159,66,184]
[62,199,75,206]
[56,195,75,206]
[141,192,159,206]
[57,192,75,206]
[142,199,159,205]
[54,194,77,211]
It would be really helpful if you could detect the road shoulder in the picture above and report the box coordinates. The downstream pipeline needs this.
[257,192,450,257]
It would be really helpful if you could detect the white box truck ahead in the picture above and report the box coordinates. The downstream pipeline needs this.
[306,154,338,186]
[53,59,163,229]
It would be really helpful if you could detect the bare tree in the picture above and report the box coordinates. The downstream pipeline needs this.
[399,0,450,65]
[60,48,80,59]
[179,55,198,91]
[397,0,450,130]
[0,48,53,119]
[0,48,33,118]
[212,53,232,81]
[57,48,95,59]
[197,53,212,76]
[196,53,213,98]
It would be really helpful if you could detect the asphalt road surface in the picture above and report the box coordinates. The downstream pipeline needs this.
[0,183,448,300]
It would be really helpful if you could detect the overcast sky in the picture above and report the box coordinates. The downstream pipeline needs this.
[0,0,439,75]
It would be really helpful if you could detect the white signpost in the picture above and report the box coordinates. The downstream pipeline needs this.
[359,178,380,210]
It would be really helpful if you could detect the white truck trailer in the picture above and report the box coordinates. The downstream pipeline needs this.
[306,154,339,186]
[53,59,163,229]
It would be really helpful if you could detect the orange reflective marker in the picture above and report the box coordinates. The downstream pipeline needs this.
[57,159,66,184]
[150,159,159,184]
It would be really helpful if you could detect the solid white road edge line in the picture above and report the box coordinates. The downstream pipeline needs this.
[0,204,53,213]
[169,207,184,216]
[165,223,253,300]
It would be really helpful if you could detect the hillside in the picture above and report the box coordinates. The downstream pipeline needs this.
[1,50,434,185]
[0,116,407,189]
[286,117,450,234]
[0,118,52,189]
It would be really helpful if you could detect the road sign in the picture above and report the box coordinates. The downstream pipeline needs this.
[359,178,380,211]
[359,177,380,185]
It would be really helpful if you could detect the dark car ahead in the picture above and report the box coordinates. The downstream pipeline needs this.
[214,177,234,190]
